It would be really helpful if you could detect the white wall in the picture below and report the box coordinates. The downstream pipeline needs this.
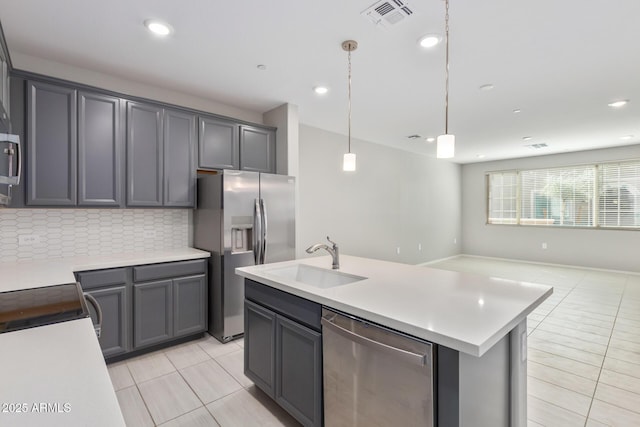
[11,52,262,124]
[298,125,461,264]
[462,144,640,272]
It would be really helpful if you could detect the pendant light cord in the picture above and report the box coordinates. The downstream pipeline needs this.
[348,48,352,153]
[444,0,450,135]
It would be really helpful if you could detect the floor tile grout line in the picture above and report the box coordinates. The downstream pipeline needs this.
[526,373,596,399]
[583,275,627,424]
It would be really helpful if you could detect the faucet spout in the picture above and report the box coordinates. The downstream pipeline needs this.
[305,236,340,269]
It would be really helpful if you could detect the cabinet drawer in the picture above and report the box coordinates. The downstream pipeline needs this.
[77,268,128,290]
[245,279,321,332]
[133,259,206,282]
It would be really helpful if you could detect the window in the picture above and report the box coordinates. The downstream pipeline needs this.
[487,160,640,229]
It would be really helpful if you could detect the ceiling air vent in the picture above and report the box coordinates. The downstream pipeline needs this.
[526,143,548,150]
[362,0,415,29]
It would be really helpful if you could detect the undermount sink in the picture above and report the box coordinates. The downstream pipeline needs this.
[265,264,367,289]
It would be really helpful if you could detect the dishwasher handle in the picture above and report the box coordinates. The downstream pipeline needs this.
[321,316,429,367]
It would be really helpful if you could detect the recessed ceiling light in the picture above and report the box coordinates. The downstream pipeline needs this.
[512,109,522,114]
[608,100,629,108]
[476,154,486,159]
[256,64,267,71]
[144,19,172,36]
[620,135,634,140]
[479,84,494,91]
[522,136,532,141]
[418,34,441,48]
[313,86,328,95]
[425,137,436,143]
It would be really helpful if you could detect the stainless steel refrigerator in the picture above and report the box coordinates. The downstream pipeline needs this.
[194,170,295,342]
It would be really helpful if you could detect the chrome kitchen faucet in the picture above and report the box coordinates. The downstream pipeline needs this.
[305,236,340,269]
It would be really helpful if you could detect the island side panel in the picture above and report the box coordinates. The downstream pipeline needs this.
[459,334,510,427]
[437,346,460,427]
[510,318,528,427]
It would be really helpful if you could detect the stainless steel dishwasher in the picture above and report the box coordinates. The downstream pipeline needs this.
[321,308,434,427]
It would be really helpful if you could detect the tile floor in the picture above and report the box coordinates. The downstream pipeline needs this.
[109,336,299,426]
[432,255,640,427]
[110,255,640,426]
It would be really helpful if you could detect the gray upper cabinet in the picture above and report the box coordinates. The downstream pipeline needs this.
[198,116,239,170]
[78,92,123,206]
[164,109,196,207]
[239,125,276,173]
[26,81,77,205]
[127,101,163,206]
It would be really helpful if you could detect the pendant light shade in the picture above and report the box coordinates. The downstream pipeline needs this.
[342,40,358,172]
[343,153,356,171]
[437,0,455,159]
[436,134,455,159]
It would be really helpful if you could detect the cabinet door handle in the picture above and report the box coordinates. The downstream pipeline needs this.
[84,292,103,339]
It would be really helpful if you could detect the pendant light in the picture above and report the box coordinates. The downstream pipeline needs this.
[437,0,455,159]
[342,40,358,172]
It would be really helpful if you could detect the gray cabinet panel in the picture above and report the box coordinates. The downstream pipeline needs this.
[86,285,129,357]
[244,299,276,397]
[198,116,239,170]
[134,279,173,348]
[174,275,207,337]
[276,315,323,427]
[133,259,206,282]
[164,109,196,207]
[26,81,77,205]
[127,101,163,206]
[239,125,275,173]
[78,92,123,206]
[77,267,128,290]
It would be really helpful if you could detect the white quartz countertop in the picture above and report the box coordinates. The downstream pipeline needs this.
[0,318,125,427]
[236,255,553,357]
[0,247,210,426]
[0,247,210,292]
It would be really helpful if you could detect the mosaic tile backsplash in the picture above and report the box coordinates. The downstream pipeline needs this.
[0,209,191,262]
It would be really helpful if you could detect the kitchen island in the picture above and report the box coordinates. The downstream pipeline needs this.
[236,255,553,427]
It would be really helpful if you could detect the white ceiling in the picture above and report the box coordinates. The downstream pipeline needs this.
[1,0,639,163]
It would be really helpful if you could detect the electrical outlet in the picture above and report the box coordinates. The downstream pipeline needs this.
[18,234,41,246]
[542,242,548,250]
[143,230,157,239]
[396,247,401,255]
[453,238,457,244]
[418,243,422,251]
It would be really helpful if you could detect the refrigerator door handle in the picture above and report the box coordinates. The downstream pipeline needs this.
[260,198,268,264]
[253,198,262,264]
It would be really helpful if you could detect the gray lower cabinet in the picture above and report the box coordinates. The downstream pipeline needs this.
[77,259,207,359]
[133,275,207,349]
[26,80,77,205]
[244,280,322,427]
[198,115,239,170]
[239,125,276,173]
[245,300,276,395]
[134,279,173,348]
[174,275,207,336]
[76,267,130,358]
[86,285,129,357]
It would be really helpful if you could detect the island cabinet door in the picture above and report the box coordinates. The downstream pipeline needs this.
[275,315,323,427]
[133,279,173,348]
[244,300,276,397]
